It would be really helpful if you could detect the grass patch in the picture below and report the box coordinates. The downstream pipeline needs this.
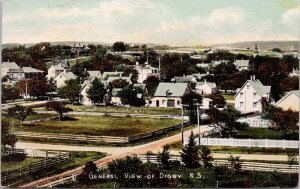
[222,94,235,101]
[64,105,182,115]
[14,116,182,137]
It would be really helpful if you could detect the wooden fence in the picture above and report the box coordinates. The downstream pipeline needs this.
[37,154,298,188]
[15,132,129,144]
[1,152,71,182]
[128,122,192,142]
[15,122,192,144]
[184,138,299,149]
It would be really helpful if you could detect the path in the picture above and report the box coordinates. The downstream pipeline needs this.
[2,100,47,110]
[19,125,212,187]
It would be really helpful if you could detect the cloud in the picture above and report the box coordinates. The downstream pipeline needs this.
[155,7,244,33]
[282,6,300,25]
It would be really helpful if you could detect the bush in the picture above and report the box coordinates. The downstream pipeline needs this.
[1,153,26,162]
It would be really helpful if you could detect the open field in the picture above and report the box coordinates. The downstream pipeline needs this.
[62,105,182,115]
[14,116,182,137]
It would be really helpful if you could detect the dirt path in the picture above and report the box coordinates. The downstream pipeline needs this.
[19,125,212,187]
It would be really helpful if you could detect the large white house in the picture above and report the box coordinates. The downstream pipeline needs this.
[234,60,250,71]
[53,72,77,88]
[235,76,271,113]
[275,90,299,112]
[46,60,69,79]
[150,82,189,108]
[135,62,160,83]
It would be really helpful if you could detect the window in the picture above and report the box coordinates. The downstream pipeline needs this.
[177,100,180,105]
[247,85,250,90]
[253,92,257,98]
[240,102,244,108]
[156,100,159,107]
[253,102,257,108]
[167,100,175,107]
[240,92,244,98]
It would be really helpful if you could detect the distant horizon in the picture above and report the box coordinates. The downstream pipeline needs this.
[3,0,299,46]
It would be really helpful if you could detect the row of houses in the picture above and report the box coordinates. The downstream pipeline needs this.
[197,59,250,71]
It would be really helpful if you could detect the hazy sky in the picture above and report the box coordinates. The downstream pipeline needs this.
[2,0,299,45]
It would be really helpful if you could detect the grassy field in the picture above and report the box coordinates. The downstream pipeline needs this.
[63,105,183,115]
[2,151,106,187]
[14,116,182,137]
[222,94,235,101]
[1,157,43,171]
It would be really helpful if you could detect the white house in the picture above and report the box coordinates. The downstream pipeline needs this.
[46,60,69,79]
[80,80,93,106]
[211,59,230,67]
[102,71,123,80]
[275,90,299,112]
[2,62,20,77]
[173,75,197,83]
[53,72,77,88]
[234,60,250,71]
[7,67,44,81]
[235,76,271,113]
[202,98,213,109]
[150,82,189,108]
[135,62,160,83]
[87,71,102,80]
[196,81,218,95]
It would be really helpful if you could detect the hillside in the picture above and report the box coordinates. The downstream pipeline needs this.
[213,41,299,51]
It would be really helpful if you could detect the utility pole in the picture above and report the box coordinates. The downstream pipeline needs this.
[158,55,161,72]
[25,80,28,101]
[181,105,184,143]
[197,103,200,146]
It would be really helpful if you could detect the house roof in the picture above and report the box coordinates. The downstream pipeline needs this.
[2,62,20,70]
[154,82,188,97]
[234,60,249,67]
[235,79,271,97]
[87,71,101,78]
[55,72,77,80]
[107,76,131,83]
[196,82,217,88]
[275,90,300,106]
[8,67,44,73]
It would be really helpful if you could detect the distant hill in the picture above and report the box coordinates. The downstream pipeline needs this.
[213,41,299,51]
[2,41,163,49]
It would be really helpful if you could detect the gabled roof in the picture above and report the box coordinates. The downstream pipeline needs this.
[2,62,20,70]
[196,82,217,88]
[87,71,101,78]
[234,60,249,67]
[154,82,188,97]
[235,79,271,97]
[107,76,131,83]
[55,72,77,80]
[275,90,300,105]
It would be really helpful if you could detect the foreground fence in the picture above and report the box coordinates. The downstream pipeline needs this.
[37,154,298,188]
[184,137,299,149]
[1,152,71,182]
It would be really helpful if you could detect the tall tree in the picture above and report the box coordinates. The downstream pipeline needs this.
[87,78,107,104]
[200,146,213,168]
[180,131,200,168]
[111,78,129,88]
[16,79,50,98]
[157,145,171,169]
[118,85,145,106]
[2,84,20,103]
[76,161,99,185]
[144,76,159,97]
[45,101,73,120]
[7,105,35,125]
[112,41,126,53]
[58,79,81,103]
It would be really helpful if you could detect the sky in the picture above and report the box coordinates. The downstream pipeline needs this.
[2,0,300,46]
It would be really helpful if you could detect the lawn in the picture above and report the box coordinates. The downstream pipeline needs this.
[64,105,182,115]
[14,116,182,137]
[222,94,235,101]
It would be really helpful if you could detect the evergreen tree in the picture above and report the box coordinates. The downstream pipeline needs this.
[76,161,98,185]
[180,131,200,168]
[200,146,213,168]
[157,145,171,168]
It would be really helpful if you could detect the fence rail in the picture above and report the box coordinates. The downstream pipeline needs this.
[15,132,129,144]
[184,138,299,149]
[1,153,70,182]
[128,122,192,142]
[37,154,298,188]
